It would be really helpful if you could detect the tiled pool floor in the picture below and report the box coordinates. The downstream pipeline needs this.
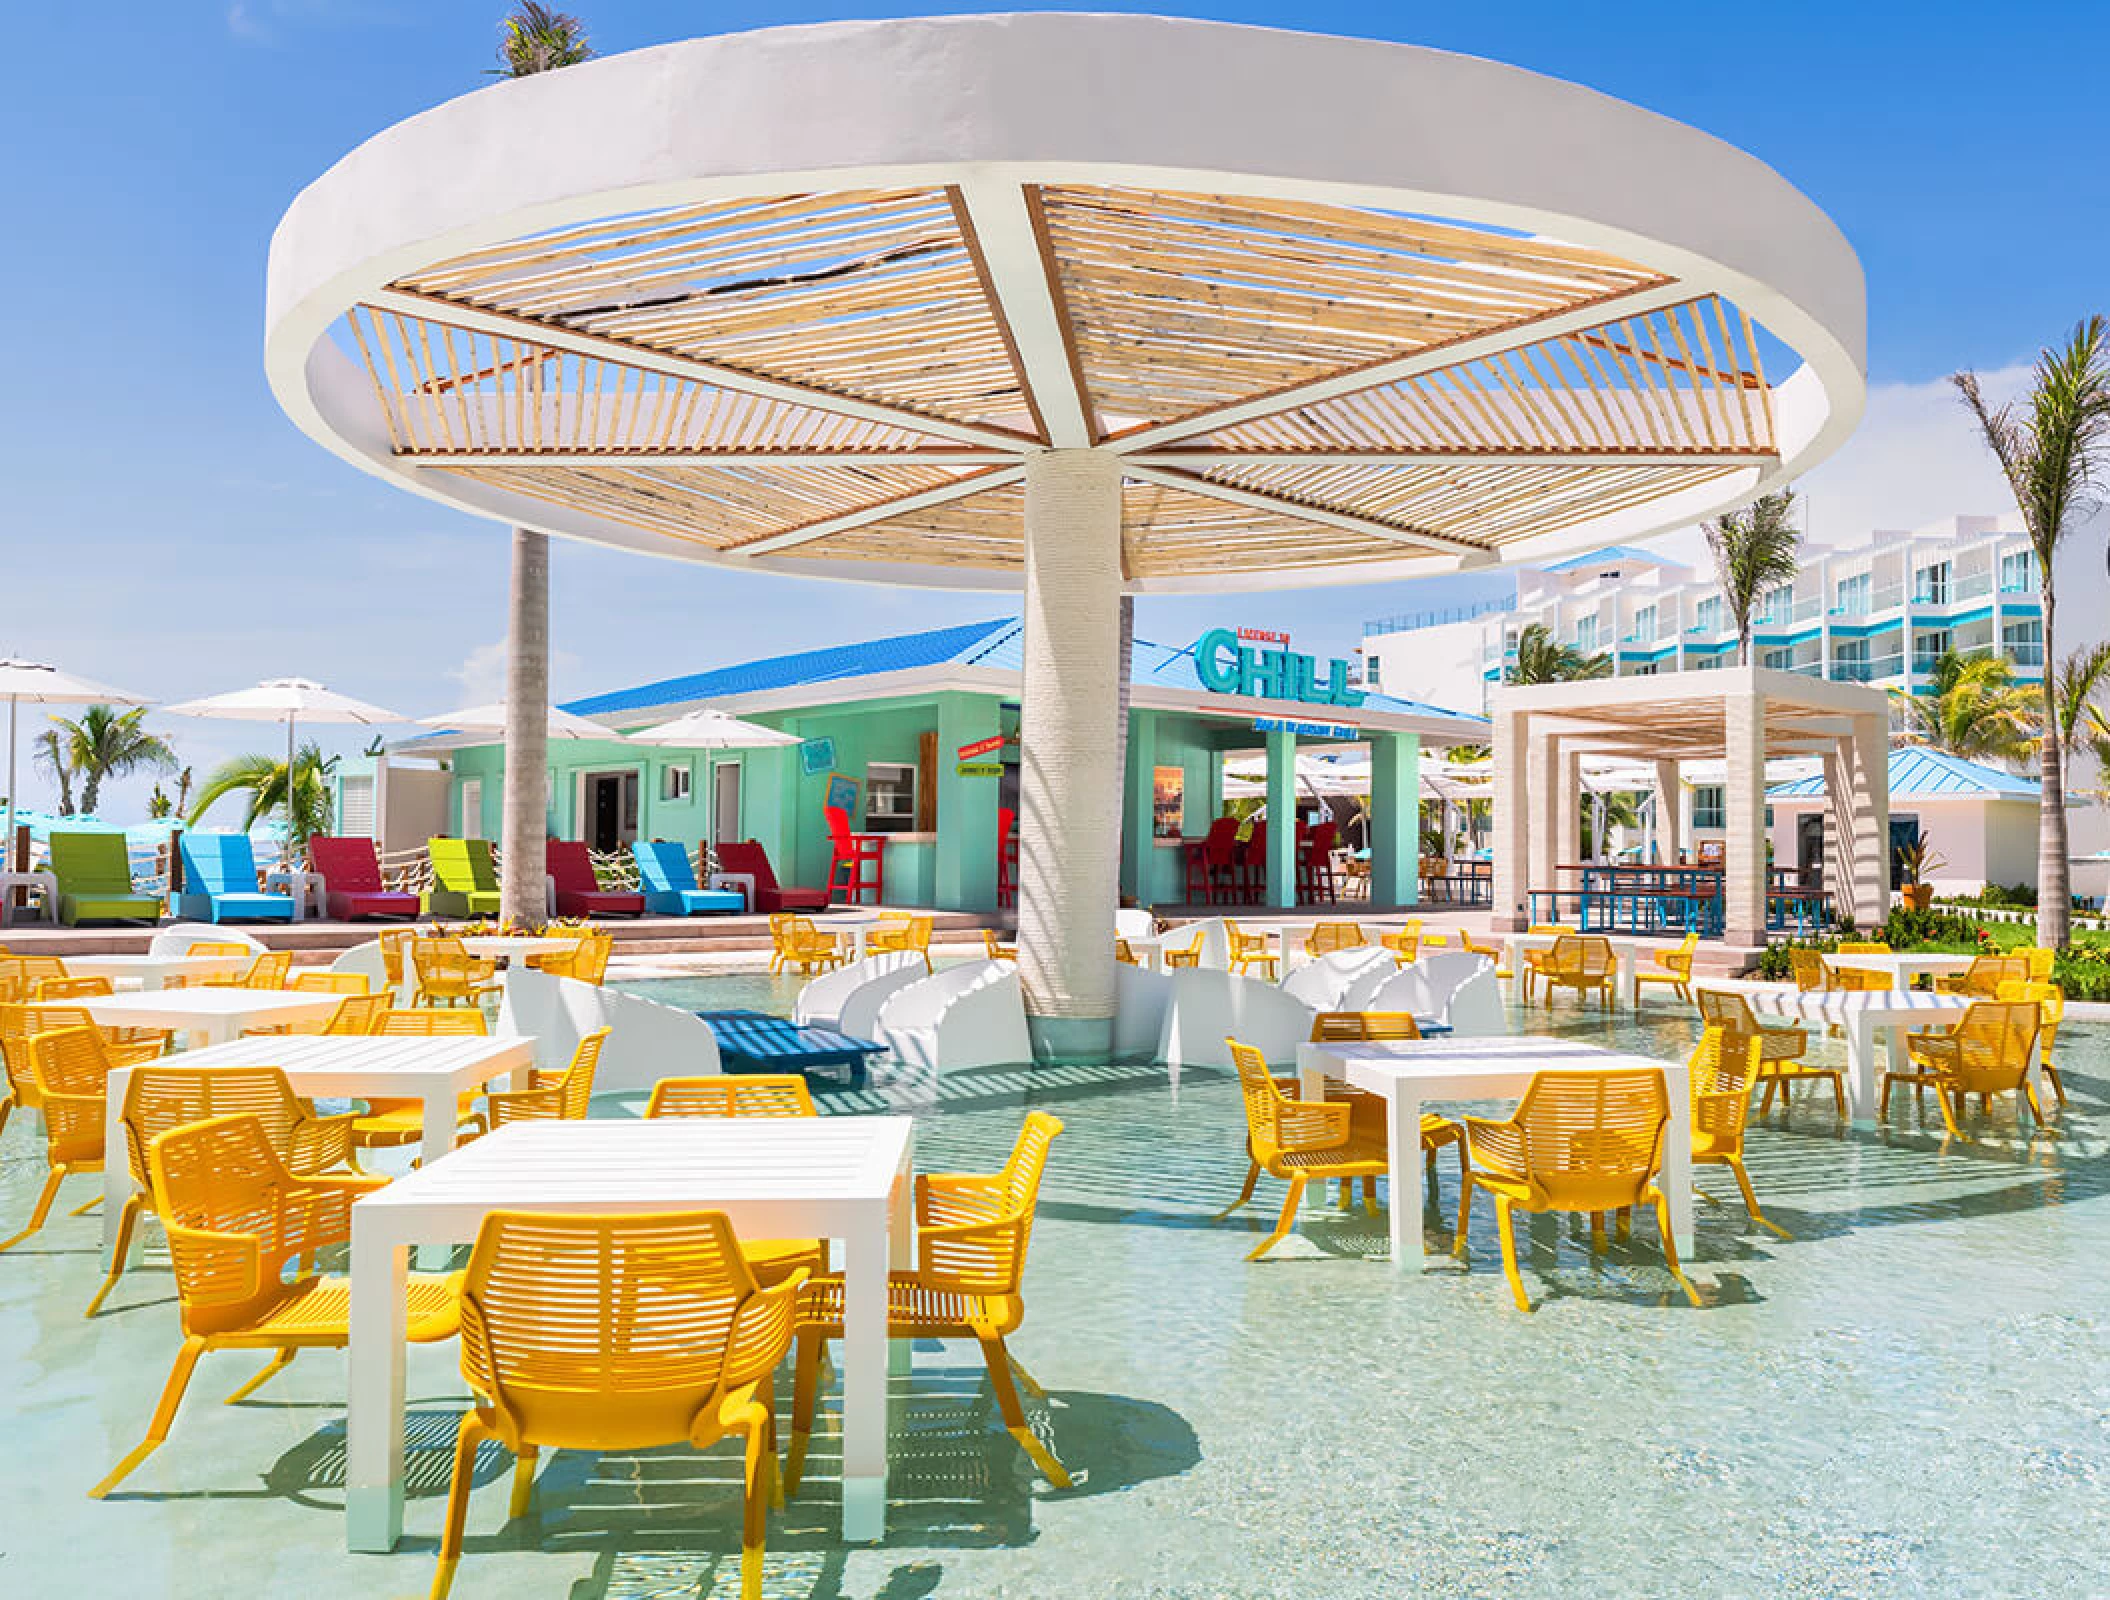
[2,986,2105,1597]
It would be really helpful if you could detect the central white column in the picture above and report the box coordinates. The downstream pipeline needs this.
[1017,450,1124,1062]
[500,528,550,929]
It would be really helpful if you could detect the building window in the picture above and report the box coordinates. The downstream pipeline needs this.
[1914,630,1951,672]
[1692,785,1726,829]
[659,762,692,803]
[1759,585,1791,624]
[1833,638,1870,681]
[864,762,918,833]
[1575,615,1599,652]
[1834,573,1870,616]
[1695,596,1724,635]
[2003,619,2044,666]
[1763,648,1792,671]
[1633,603,1657,642]
[1633,662,1657,677]
[1362,654,1381,690]
[2000,550,2037,593]
[1914,561,1951,605]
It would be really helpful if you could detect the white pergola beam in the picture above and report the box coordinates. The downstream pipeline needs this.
[1132,447,1777,468]
[1124,463,1495,565]
[407,449,1013,468]
[950,182,1096,448]
[727,466,1025,555]
[365,287,1031,452]
[1109,280,1701,453]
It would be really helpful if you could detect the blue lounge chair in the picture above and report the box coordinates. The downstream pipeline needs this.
[175,832,296,924]
[632,840,744,916]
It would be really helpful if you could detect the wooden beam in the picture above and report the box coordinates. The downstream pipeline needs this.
[948,181,1097,447]
[1133,446,1776,468]
[726,465,1026,556]
[406,448,1013,468]
[366,286,1033,452]
[1105,280,1699,452]
[1123,463,1494,565]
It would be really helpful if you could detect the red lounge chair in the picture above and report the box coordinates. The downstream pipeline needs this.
[307,836,422,921]
[716,839,830,914]
[546,839,645,919]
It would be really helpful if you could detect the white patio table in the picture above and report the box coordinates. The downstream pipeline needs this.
[458,933,575,965]
[1502,931,1645,1006]
[1298,1036,1692,1270]
[816,911,888,962]
[346,1115,915,1552]
[1820,951,1977,991]
[80,987,343,1051]
[99,1030,534,1261]
[1696,979,1986,1125]
[61,951,252,991]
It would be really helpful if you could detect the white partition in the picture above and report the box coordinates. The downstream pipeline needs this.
[1281,946,1395,1011]
[498,967,722,1097]
[149,923,266,958]
[1364,952,1500,1034]
[1114,907,1158,941]
[1364,962,1442,1019]
[328,938,389,995]
[1157,967,1313,1068]
[875,960,1031,1072]
[837,957,942,1043]
[1113,962,1174,1060]
[1444,968,1504,1036]
[1339,956,1402,1011]
[792,950,924,1031]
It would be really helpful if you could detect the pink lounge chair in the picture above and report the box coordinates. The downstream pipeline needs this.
[308,836,422,921]
[546,839,645,919]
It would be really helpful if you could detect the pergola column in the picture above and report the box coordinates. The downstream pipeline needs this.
[1653,758,1682,864]
[1492,704,1529,930]
[499,528,550,929]
[1264,727,1297,908]
[1724,688,1768,946]
[1557,744,1584,871]
[1017,449,1123,1062]
[1368,730,1419,906]
[1851,711,1891,923]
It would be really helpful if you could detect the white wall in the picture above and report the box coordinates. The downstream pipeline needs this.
[1362,618,1489,715]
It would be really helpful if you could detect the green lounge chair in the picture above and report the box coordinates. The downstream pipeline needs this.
[426,837,503,918]
[50,831,163,926]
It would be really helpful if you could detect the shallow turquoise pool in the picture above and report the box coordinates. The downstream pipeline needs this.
[2,979,2104,1597]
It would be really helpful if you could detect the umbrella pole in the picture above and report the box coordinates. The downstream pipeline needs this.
[701,754,714,882]
[5,695,15,873]
[286,714,298,864]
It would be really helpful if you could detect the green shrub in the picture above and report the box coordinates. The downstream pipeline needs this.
[2052,944,2110,1001]
[1880,906,1985,948]
[1757,935,1838,980]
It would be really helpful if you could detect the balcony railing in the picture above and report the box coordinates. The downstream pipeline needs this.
[1830,652,1906,683]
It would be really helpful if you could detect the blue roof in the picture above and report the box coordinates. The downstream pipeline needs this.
[1768,745,2039,802]
[1541,545,1674,573]
[563,617,1483,728]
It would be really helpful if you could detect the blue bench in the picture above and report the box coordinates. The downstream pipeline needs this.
[694,1009,884,1087]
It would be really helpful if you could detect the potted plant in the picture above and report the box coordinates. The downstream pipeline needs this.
[1895,833,1945,912]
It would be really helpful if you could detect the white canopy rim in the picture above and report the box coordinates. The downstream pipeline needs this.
[267,13,1865,595]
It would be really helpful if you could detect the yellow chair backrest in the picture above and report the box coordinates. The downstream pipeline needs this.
[373,1006,489,1036]
[1962,955,2029,996]
[1226,922,1267,959]
[33,975,114,1001]
[646,1074,816,1118]
[982,929,1016,959]
[920,1111,1063,1298]
[2020,947,2055,982]
[1114,938,1137,965]
[1227,1037,1292,1147]
[1788,948,1829,990]
[1510,1068,1669,1210]
[1696,988,1759,1035]
[292,970,372,995]
[121,1064,312,1188]
[1689,1025,1763,1156]
[490,1028,606,1127]
[456,1209,787,1447]
[411,938,481,989]
[325,992,391,1035]
[26,1026,113,1161]
[1310,1010,1420,1042]
[378,928,416,988]
[1943,1000,2039,1089]
[241,951,294,990]
[1306,921,1366,955]
[572,929,615,984]
[1836,941,1890,954]
[1999,978,2062,1048]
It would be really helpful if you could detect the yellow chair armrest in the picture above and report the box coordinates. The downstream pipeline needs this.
[915,1170,1009,1228]
[1461,1115,1526,1177]
[162,1219,266,1309]
[714,1269,808,1403]
[1272,1097,1351,1152]
[918,1211,1030,1294]
[289,1112,360,1173]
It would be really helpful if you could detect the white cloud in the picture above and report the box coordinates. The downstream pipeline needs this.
[448,641,582,709]
[225,2,266,40]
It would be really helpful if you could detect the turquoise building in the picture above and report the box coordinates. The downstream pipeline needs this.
[374,619,1485,913]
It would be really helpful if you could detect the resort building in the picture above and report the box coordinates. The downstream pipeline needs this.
[1362,514,2044,715]
[355,617,1487,914]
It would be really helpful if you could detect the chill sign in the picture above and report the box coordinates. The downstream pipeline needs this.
[1195,627,1366,709]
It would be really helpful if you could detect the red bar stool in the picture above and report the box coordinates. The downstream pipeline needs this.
[824,804,887,905]
[996,806,1018,909]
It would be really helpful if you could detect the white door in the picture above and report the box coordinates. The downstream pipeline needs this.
[459,778,482,838]
[714,760,742,843]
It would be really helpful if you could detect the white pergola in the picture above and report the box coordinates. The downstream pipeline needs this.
[1491,668,1892,943]
[265,14,1865,1056]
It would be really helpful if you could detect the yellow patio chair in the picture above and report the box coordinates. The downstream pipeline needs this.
[1225,920,1278,980]
[768,914,843,976]
[1114,937,1138,965]
[185,940,255,959]
[1885,998,2044,1136]
[1220,1038,1389,1260]
[243,970,378,1036]
[1999,979,2067,1107]
[291,970,372,995]
[90,1062,360,1317]
[1835,941,1891,954]
[91,1112,461,1500]
[786,1112,1069,1494]
[1456,1066,1698,1312]
[378,926,417,995]
[1821,946,1891,992]
[429,1209,801,1600]
[463,1027,606,1135]
[1297,1014,1466,1212]
[1687,1025,1784,1237]
[32,974,115,1002]
[349,1007,490,1154]
[204,950,294,991]
[1160,926,1203,968]
[1937,954,2029,998]
[868,912,935,973]
[1635,931,1699,1007]
[1379,918,1422,964]
[1304,920,1367,958]
[982,928,1018,961]
[1518,928,1570,1001]
[645,1073,828,1284]
[0,1001,169,1144]
[0,1026,116,1253]
[569,928,615,984]
[1539,934,1616,1010]
[522,936,586,979]
[2019,947,2055,983]
[1696,988,1843,1115]
[410,937,499,1006]
[1787,947,1831,992]
[1458,930,1511,979]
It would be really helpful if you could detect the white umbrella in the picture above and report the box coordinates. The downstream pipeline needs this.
[410,702,622,753]
[163,677,407,841]
[0,659,152,865]
[624,708,799,864]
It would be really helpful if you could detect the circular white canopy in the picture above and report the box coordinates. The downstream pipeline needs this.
[267,13,1865,594]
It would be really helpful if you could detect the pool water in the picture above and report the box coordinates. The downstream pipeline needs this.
[2,978,2104,1597]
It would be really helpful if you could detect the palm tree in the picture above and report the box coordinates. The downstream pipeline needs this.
[490,3,592,926]
[1956,317,2110,948]
[189,744,339,850]
[1506,622,1610,685]
[1891,650,2039,762]
[2054,641,2110,790]
[33,728,76,815]
[1702,488,1802,666]
[46,704,176,817]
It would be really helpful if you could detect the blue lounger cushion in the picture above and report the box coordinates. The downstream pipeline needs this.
[643,887,744,916]
[178,833,297,923]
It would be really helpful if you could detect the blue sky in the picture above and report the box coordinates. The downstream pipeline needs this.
[4,1,2106,820]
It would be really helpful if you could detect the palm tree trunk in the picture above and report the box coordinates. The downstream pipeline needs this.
[500,528,550,929]
[2038,579,2070,947]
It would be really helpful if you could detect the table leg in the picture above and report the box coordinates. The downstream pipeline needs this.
[1662,1064,1693,1256]
[418,1090,460,1170]
[840,1209,888,1542]
[1388,1087,1427,1271]
[1619,949,1638,1009]
[887,1144,913,1379]
[346,1219,407,1553]
[101,1067,134,1262]
[1845,1015,1879,1126]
